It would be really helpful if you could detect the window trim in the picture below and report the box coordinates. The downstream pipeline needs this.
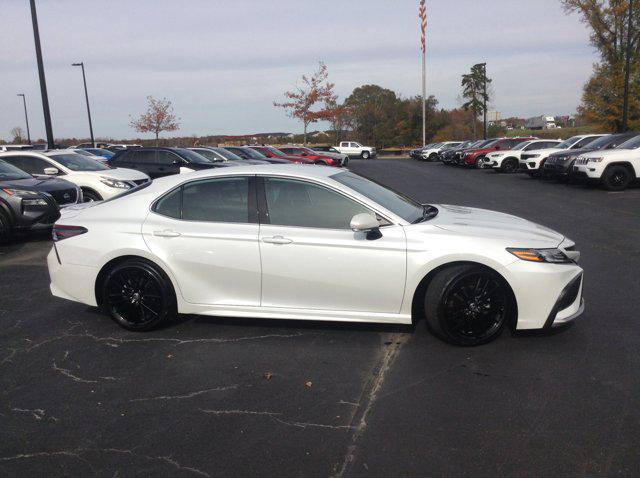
[257,175,393,231]
[150,175,258,224]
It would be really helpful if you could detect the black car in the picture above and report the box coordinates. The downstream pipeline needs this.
[451,139,496,166]
[440,140,475,164]
[544,132,639,179]
[0,159,79,241]
[188,147,267,165]
[109,147,235,178]
[223,147,289,164]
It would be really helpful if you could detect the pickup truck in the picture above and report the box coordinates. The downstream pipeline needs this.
[334,141,377,159]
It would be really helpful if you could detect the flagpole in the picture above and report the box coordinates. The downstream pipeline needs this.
[419,0,427,147]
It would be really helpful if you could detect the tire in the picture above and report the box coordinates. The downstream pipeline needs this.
[102,259,177,331]
[501,158,518,174]
[475,157,485,169]
[0,211,11,245]
[424,265,513,346]
[428,153,438,162]
[82,189,103,202]
[602,165,632,191]
[314,160,327,165]
[361,151,370,160]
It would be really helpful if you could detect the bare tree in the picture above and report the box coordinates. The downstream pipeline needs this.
[274,62,336,145]
[10,126,25,144]
[130,96,180,146]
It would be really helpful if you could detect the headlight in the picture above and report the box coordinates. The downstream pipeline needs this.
[507,248,573,264]
[100,177,132,189]
[23,198,48,207]
[588,157,605,163]
[2,188,40,197]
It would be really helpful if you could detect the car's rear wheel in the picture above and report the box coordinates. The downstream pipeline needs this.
[314,160,327,165]
[102,259,177,331]
[361,151,370,159]
[424,265,512,346]
[502,158,518,173]
[602,165,632,191]
[0,212,11,244]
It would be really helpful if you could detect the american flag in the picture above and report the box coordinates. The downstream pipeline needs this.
[419,0,427,53]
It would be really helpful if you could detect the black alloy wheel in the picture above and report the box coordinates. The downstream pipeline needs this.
[103,260,176,331]
[602,165,632,191]
[502,158,517,173]
[83,190,102,202]
[425,265,512,346]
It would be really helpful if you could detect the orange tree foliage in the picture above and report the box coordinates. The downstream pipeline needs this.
[130,96,180,145]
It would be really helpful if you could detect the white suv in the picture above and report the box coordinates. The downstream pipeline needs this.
[484,139,561,173]
[419,141,463,161]
[573,135,640,190]
[334,141,377,159]
[519,134,605,176]
[0,150,150,202]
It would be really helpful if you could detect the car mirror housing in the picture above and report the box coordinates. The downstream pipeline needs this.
[43,167,59,175]
[350,213,379,232]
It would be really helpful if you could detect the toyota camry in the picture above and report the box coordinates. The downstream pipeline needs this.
[47,165,584,346]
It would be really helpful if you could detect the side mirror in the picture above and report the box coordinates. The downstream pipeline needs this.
[350,213,382,240]
[43,167,59,175]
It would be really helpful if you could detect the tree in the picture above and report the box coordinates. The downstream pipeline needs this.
[10,126,25,144]
[344,85,399,147]
[561,0,640,131]
[274,61,336,145]
[323,97,349,144]
[461,64,491,139]
[130,96,180,146]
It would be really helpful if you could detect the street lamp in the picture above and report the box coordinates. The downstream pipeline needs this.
[621,0,634,132]
[72,62,95,147]
[17,94,31,144]
[29,0,54,148]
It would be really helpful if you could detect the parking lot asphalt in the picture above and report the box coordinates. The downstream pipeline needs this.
[1,159,640,477]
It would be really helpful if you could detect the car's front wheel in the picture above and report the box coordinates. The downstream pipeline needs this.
[361,151,370,159]
[424,265,513,346]
[475,157,485,169]
[602,165,632,191]
[501,158,518,173]
[102,259,177,331]
[82,189,102,202]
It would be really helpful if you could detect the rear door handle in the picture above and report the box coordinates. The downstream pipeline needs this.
[262,235,292,245]
[153,229,181,237]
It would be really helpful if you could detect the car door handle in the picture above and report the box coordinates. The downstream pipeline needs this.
[153,229,181,237]
[262,235,292,245]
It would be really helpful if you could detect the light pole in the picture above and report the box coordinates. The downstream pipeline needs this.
[29,0,54,148]
[621,0,634,132]
[72,62,95,147]
[479,62,487,140]
[17,94,31,144]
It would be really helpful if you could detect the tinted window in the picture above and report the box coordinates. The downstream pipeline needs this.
[183,177,249,223]
[154,187,181,219]
[192,149,224,162]
[573,136,599,149]
[134,151,158,164]
[617,135,640,149]
[0,159,33,180]
[3,155,51,174]
[176,149,210,164]
[212,148,243,160]
[265,177,370,229]
[157,151,181,165]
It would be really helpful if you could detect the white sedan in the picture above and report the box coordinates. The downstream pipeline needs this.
[0,150,150,202]
[48,165,584,346]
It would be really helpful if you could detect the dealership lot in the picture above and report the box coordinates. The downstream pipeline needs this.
[1,159,639,477]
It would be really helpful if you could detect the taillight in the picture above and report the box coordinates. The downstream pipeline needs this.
[52,225,88,241]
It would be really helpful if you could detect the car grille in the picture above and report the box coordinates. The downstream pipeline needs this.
[575,158,589,165]
[49,188,78,206]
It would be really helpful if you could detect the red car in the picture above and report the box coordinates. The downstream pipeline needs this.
[462,137,537,168]
[247,145,314,164]
[277,146,343,167]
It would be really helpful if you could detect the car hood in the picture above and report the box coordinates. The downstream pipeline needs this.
[549,148,595,159]
[579,148,637,159]
[2,176,76,192]
[78,167,150,180]
[523,148,561,156]
[424,204,565,247]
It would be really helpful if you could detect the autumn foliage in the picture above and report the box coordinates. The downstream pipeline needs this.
[130,96,180,145]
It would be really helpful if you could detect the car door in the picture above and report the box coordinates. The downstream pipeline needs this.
[258,176,407,313]
[155,151,184,176]
[141,175,261,306]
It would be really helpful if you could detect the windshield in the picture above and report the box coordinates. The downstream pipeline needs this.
[332,171,424,223]
[512,141,533,150]
[617,135,640,149]
[581,135,614,149]
[192,149,224,162]
[266,147,286,157]
[50,153,109,171]
[556,136,581,149]
[241,147,268,159]
[176,149,211,164]
[0,159,32,180]
[211,147,243,160]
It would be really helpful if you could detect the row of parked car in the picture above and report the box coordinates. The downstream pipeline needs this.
[0,143,364,241]
[410,132,640,191]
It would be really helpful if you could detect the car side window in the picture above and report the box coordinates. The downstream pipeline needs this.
[4,155,51,174]
[264,177,370,229]
[183,177,249,223]
[573,137,595,149]
[157,151,180,165]
[154,187,182,219]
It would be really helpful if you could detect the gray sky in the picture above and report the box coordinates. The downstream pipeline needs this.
[0,0,596,141]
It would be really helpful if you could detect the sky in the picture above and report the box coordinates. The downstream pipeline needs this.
[0,0,597,141]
